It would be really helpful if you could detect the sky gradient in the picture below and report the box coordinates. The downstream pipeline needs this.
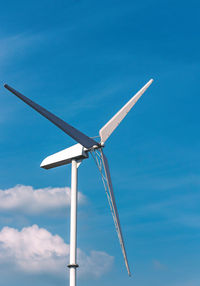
[0,0,200,285]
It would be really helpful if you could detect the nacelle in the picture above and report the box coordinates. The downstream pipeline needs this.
[40,143,88,169]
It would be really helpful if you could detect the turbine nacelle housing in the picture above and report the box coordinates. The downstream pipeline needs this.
[40,143,88,169]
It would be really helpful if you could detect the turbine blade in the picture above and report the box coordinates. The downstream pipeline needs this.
[4,84,98,149]
[99,149,131,276]
[99,79,153,143]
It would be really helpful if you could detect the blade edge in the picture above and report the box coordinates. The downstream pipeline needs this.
[99,79,153,143]
[100,149,131,276]
[4,84,98,149]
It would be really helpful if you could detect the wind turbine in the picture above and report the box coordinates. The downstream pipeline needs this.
[4,79,153,286]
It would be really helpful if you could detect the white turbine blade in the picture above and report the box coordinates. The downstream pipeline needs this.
[99,149,131,276]
[99,79,153,143]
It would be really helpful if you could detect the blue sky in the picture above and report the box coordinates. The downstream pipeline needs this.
[0,0,200,285]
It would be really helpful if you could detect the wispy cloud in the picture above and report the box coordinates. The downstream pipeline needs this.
[0,33,43,68]
[62,78,134,121]
[121,173,200,192]
[0,185,86,214]
[152,259,167,271]
[173,213,200,228]
[133,191,200,230]
[171,277,200,286]
[0,32,49,124]
[0,224,113,277]
[122,173,200,233]
[149,174,200,191]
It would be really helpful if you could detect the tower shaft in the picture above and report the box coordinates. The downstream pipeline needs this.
[68,160,79,286]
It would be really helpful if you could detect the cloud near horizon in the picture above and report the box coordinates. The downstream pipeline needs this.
[0,224,113,278]
[0,185,86,214]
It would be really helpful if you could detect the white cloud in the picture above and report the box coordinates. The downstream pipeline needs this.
[0,185,86,214]
[0,225,113,278]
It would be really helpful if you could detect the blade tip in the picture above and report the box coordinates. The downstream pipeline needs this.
[149,78,154,84]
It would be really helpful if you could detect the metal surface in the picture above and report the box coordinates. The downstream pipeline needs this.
[99,79,153,143]
[69,160,78,286]
[91,149,131,276]
[40,143,88,169]
[4,84,98,149]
